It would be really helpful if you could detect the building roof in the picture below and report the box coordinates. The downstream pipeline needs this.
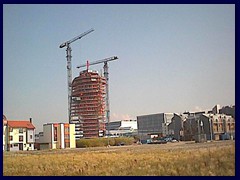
[3,115,7,120]
[7,120,35,129]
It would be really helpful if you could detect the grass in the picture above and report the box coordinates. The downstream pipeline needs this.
[3,141,235,176]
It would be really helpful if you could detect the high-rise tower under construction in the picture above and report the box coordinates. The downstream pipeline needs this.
[71,69,106,139]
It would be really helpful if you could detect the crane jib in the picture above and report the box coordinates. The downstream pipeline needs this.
[59,28,94,48]
[76,56,118,69]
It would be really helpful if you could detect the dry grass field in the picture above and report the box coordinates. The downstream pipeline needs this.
[3,140,235,176]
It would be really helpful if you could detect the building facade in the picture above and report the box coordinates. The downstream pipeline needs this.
[212,104,221,114]
[183,113,235,141]
[4,118,35,151]
[35,123,76,150]
[183,114,199,141]
[168,113,187,141]
[200,114,235,140]
[106,120,138,137]
[137,113,174,141]
[71,69,106,139]
[3,116,7,151]
[219,105,235,119]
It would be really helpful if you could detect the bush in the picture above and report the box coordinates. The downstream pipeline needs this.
[76,137,135,148]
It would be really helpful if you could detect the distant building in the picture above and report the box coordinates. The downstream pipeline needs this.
[212,104,221,114]
[200,114,235,140]
[168,113,187,141]
[220,105,235,119]
[106,120,137,137]
[3,118,35,151]
[182,112,235,141]
[183,114,199,141]
[137,113,174,141]
[35,123,76,150]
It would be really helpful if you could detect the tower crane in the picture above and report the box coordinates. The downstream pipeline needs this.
[77,56,119,136]
[59,28,94,123]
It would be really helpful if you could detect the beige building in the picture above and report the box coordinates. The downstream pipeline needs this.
[3,118,35,151]
[183,113,235,141]
[35,123,76,150]
[200,114,235,140]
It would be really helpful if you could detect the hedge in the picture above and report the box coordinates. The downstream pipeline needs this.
[76,137,135,148]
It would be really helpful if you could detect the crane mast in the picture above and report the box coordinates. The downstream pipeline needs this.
[103,61,110,135]
[77,56,118,136]
[59,28,94,123]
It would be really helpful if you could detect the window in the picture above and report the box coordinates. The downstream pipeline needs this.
[14,144,18,147]
[30,135,33,139]
[65,127,69,133]
[19,136,23,142]
[9,127,13,132]
[19,128,23,133]
[54,127,57,141]
[9,136,13,141]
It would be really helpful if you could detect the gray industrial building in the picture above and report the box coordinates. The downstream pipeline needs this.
[183,114,199,141]
[137,113,174,142]
[219,105,235,119]
[168,113,187,141]
[136,104,235,143]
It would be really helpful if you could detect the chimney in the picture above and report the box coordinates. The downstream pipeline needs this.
[30,118,32,123]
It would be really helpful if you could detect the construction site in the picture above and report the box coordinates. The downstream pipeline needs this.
[71,69,106,139]
[59,28,118,139]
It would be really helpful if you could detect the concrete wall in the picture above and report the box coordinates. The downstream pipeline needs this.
[69,124,76,148]
[199,115,212,140]
[137,113,164,135]
[183,116,198,141]
[3,124,6,151]
[137,113,174,141]
[27,129,35,143]
[42,124,52,143]
[168,114,184,140]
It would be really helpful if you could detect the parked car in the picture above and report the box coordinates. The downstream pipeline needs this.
[147,138,167,144]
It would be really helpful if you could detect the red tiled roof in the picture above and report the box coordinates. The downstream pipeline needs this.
[7,120,35,129]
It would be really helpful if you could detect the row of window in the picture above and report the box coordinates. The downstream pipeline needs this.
[53,127,70,141]
[8,135,33,141]
[9,128,25,133]
[9,143,33,148]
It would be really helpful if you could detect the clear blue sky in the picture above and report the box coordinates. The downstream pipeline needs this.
[3,4,235,132]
